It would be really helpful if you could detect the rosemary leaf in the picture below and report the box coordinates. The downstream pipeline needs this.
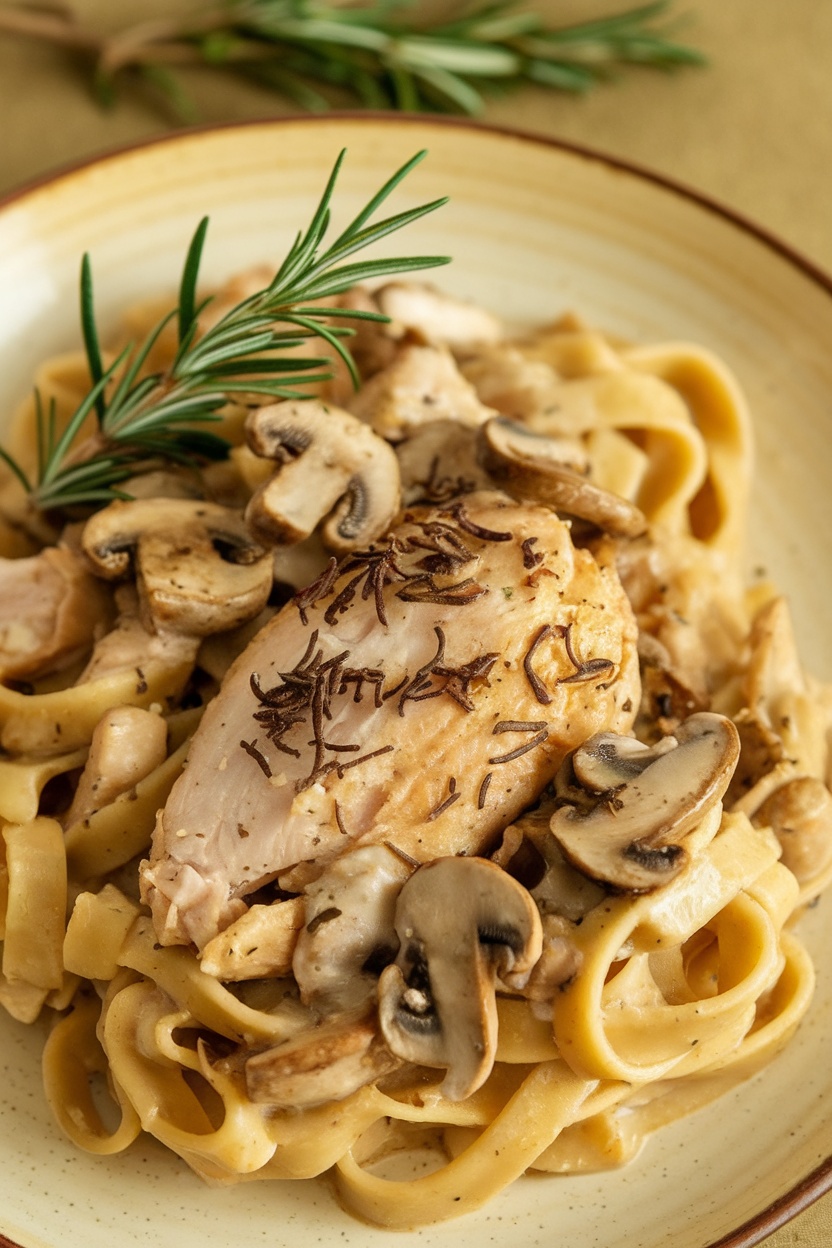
[178,216,211,346]
[79,254,106,425]
[0,147,449,517]
[0,0,705,119]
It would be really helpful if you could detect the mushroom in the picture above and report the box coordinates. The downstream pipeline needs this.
[549,712,740,892]
[478,416,646,538]
[292,846,412,1013]
[637,630,710,742]
[492,805,603,1010]
[245,1009,401,1108]
[724,706,785,806]
[377,856,542,1101]
[82,498,273,636]
[522,913,584,1005]
[493,805,605,922]
[243,399,401,551]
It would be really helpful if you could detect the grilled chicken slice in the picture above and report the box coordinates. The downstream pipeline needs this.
[0,546,113,680]
[141,492,640,949]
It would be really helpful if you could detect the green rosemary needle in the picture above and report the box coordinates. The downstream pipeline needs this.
[0,148,450,515]
[0,2,704,121]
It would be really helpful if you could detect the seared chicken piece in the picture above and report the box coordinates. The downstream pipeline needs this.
[374,281,503,353]
[0,546,112,680]
[141,492,639,949]
[348,343,495,441]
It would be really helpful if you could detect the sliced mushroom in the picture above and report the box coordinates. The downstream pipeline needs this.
[245,1009,401,1108]
[82,499,273,636]
[492,807,600,1009]
[522,913,584,1003]
[377,856,542,1101]
[478,416,646,538]
[244,399,401,551]
[549,712,740,891]
[637,631,710,742]
[292,846,411,1013]
[724,706,785,806]
[493,805,605,921]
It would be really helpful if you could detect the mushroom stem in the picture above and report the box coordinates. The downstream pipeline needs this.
[377,856,542,1100]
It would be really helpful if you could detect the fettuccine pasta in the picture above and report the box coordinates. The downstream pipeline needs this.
[0,272,830,1232]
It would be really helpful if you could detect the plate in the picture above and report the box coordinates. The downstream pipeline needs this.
[0,115,830,1248]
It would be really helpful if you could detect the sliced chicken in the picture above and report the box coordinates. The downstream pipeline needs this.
[141,492,640,949]
[348,343,496,441]
[0,546,113,680]
[79,586,199,684]
[374,281,503,353]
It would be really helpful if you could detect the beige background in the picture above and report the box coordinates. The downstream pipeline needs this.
[0,1,830,1244]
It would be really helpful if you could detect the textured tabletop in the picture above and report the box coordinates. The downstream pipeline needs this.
[0,2,830,1244]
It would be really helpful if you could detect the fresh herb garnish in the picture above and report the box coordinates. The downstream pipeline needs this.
[0,149,449,515]
[0,1,705,120]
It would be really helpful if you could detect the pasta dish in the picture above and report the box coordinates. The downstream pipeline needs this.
[0,167,830,1231]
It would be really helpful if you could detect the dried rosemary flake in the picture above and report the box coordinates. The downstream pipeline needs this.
[239,738,273,778]
[524,624,554,706]
[488,729,549,766]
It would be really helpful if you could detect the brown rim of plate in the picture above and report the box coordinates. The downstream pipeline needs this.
[0,111,830,1248]
[3,110,832,304]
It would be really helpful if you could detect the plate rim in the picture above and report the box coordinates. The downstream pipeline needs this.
[3,110,832,306]
[0,110,830,1248]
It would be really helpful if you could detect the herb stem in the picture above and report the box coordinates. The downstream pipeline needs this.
[0,148,449,517]
[0,1,705,120]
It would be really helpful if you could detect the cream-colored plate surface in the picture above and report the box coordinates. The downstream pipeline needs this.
[0,116,830,1248]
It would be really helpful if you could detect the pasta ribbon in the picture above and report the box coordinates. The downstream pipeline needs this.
[0,284,828,1230]
[42,991,141,1154]
[0,663,193,755]
[2,816,66,992]
[335,1062,608,1228]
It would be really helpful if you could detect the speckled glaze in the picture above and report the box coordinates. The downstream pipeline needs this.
[0,116,830,1248]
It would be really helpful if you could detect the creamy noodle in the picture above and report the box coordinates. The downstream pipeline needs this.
[0,277,830,1230]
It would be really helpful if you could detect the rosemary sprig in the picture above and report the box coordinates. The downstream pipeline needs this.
[0,1,705,120]
[0,148,449,514]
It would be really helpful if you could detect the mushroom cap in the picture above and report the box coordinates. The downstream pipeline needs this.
[549,712,740,891]
[82,498,273,636]
[244,399,401,552]
[478,416,647,538]
[377,856,542,1101]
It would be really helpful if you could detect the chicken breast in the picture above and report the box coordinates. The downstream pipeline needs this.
[141,492,640,948]
[0,546,112,680]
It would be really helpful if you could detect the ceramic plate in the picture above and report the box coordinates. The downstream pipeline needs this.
[0,116,830,1248]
